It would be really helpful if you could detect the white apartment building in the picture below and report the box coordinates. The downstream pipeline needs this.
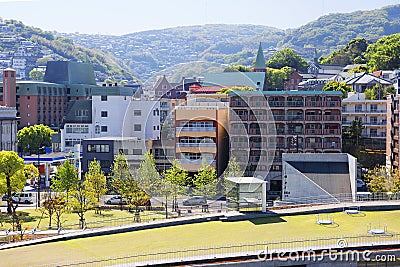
[61,96,160,152]
[0,106,18,151]
[342,92,386,139]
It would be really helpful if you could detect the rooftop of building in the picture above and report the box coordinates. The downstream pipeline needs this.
[229,90,343,96]
[43,61,96,85]
[82,136,141,141]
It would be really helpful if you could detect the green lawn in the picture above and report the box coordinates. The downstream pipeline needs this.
[0,208,167,231]
[1,210,400,266]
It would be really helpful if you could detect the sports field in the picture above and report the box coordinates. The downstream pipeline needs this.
[1,210,400,266]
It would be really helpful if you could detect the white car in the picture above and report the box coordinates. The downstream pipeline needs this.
[182,196,207,206]
[12,193,33,204]
[105,195,127,205]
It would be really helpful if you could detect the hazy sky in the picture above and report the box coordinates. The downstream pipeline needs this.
[0,0,399,35]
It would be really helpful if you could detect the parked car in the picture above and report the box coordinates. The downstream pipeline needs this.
[182,196,207,206]
[105,195,127,205]
[12,193,33,204]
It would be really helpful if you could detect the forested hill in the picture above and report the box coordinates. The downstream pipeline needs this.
[1,4,399,82]
[62,4,400,82]
[280,4,400,56]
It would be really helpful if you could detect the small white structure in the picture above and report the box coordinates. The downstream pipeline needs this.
[226,177,267,213]
[316,214,335,225]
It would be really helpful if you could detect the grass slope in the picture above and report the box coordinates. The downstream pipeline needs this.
[1,210,400,266]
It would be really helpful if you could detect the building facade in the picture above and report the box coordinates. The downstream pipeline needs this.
[174,94,229,176]
[0,106,18,151]
[81,137,146,174]
[387,94,400,169]
[229,91,342,197]
[342,93,387,139]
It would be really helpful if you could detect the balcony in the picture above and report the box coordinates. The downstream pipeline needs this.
[287,116,303,121]
[323,142,341,149]
[305,115,322,121]
[305,143,322,149]
[323,129,341,135]
[305,129,322,135]
[305,101,323,107]
[324,101,341,107]
[273,115,285,121]
[323,115,341,121]
[364,121,386,126]
[268,101,285,107]
[176,127,216,132]
[176,143,215,148]
[342,109,386,114]
[287,101,304,107]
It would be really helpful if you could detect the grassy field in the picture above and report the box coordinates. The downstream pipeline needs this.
[0,208,167,231]
[1,210,400,266]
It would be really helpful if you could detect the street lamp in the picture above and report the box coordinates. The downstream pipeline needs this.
[36,146,45,208]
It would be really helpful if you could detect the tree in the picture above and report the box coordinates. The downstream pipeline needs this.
[217,86,256,94]
[320,38,368,66]
[0,151,25,215]
[52,160,79,206]
[163,159,188,211]
[364,88,376,100]
[136,152,160,196]
[322,81,353,98]
[193,159,218,199]
[17,124,55,206]
[348,118,364,146]
[117,170,150,214]
[85,159,107,214]
[266,48,307,72]
[110,151,132,196]
[265,66,294,90]
[365,33,400,71]
[365,166,400,193]
[29,69,45,81]
[23,163,39,185]
[17,124,55,154]
[71,180,95,229]
[224,65,250,72]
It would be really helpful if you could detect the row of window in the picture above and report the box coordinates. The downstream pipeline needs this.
[87,144,110,153]
[179,121,213,128]
[66,125,89,134]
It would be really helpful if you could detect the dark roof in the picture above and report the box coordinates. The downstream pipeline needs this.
[43,61,96,85]
[62,100,92,124]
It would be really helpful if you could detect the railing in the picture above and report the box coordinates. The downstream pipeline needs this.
[176,143,215,148]
[323,115,341,121]
[305,129,322,135]
[176,127,216,132]
[323,129,341,135]
[305,115,322,121]
[34,233,400,267]
[342,109,386,114]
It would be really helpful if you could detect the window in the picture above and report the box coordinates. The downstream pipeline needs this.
[355,104,362,112]
[101,95,107,101]
[87,144,110,153]
[134,124,141,131]
[75,109,89,117]
[370,104,377,112]
[101,111,108,117]
[101,126,108,132]
[65,125,89,134]
[132,149,142,155]
[99,160,111,168]
[134,110,141,116]
[27,104,30,109]
[27,96,30,100]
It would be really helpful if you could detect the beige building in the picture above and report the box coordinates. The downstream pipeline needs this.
[174,94,229,176]
[342,93,387,139]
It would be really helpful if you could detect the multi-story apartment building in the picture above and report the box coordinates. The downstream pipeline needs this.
[0,106,18,151]
[61,92,160,152]
[387,95,400,169]
[342,93,387,139]
[174,94,229,176]
[229,90,342,197]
